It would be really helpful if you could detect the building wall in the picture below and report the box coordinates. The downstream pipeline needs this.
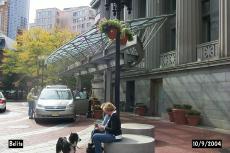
[62,6,95,34]
[0,1,8,35]
[35,8,61,31]
[134,79,150,106]
[163,65,230,129]
[8,0,29,39]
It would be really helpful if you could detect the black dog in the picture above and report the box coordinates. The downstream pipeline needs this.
[69,132,81,152]
[56,133,81,153]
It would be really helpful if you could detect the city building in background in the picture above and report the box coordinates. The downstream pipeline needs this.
[8,0,30,39]
[61,6,95,33]
[31,6,95,34]
[0,0,8,35]
[34,8,61,31]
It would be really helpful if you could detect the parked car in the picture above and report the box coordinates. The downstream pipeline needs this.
[34,86,76,122]
[0,92,6,112]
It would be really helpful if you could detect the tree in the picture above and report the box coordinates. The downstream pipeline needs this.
[2,27,76,87]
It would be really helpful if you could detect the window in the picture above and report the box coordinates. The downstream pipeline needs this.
[82,24,85,28]
[87,22,91,27]
[73,12,77,16]
[73,19,76,23]
[170,28,176,50]
[138,0,146,18]
[202,0,211,43]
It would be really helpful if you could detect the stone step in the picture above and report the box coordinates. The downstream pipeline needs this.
[121,123,155,137]
[104,134,155,153]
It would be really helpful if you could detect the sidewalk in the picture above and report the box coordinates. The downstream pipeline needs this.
[6,113,229,153]
[121,113,230,153]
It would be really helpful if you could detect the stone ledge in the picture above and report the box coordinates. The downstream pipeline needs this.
[121,123,155,137]
[104,134,155,153]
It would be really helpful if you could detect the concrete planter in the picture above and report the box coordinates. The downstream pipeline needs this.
[186,115,200,126]
[172,109,186,124]
[168,112,174,122]
[135,106,146,116]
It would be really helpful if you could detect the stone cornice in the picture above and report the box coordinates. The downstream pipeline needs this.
[121,57,230,79]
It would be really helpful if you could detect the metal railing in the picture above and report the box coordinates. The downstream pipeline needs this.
[160,50,176,68]
[197,40,219,61]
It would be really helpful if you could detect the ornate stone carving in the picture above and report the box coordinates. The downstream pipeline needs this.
[197,40,219,61]
[160,51,176,68]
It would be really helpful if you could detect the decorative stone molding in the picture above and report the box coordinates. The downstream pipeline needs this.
[197,40,219,61]
[160,50,176,68]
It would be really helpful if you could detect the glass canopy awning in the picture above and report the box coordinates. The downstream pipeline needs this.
[46,14,174,66]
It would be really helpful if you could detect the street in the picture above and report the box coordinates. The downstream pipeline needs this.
[0,102,94,153]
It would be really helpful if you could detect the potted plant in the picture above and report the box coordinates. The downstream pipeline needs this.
[134,103,147,116]
[183,104,192,111]
[186,109,201,126]
[120,28,134,45]
[166,107,174,122]
[99,19,122,40]
[172,104,186,124]
[93,104,103,119]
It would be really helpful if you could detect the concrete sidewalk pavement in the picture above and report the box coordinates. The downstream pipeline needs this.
[2,125,94,153]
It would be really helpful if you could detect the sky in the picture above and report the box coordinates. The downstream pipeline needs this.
[29,0,92,23]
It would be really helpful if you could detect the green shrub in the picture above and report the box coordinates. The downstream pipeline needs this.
[173,104,183,109]
[121,28,134,41]
[183,104,192,110]
[187,109,201,116]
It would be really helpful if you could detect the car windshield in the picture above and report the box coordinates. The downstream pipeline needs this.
[39,90,72,100]
[0,92,4,98]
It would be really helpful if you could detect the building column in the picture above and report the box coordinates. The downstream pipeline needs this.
[219,0,230,57]
[145,0,166,69]
[176,0,201,64]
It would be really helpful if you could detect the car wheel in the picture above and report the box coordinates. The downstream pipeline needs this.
[70,114,76,122]
[34,117,41,123]
[2,107,6,112]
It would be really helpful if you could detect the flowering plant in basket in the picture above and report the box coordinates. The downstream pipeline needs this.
[99,19,122,40]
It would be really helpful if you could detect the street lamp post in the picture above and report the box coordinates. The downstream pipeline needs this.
[105,0,132,117]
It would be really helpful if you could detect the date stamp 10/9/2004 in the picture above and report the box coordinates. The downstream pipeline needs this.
[192,140,222,148]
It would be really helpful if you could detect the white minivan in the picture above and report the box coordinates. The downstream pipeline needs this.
[34,86,76,122]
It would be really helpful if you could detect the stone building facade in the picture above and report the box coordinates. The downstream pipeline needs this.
[32,6,95,34]
[34,8,61,31]
[0,1,8,35]
[89,0,230,130]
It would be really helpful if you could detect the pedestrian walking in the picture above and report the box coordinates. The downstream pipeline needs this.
[27,88,37,119]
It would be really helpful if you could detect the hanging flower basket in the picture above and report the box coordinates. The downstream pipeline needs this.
[120,28,133,46]
[108,28,118,40]
[120,36,128,45]
[99,19,122,40]
[99,19,134,44]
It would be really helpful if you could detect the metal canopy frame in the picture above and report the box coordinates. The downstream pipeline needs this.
[45,14,174,71]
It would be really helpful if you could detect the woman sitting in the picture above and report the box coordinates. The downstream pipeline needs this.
[91,103,111,139]
[92,102,122,153]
